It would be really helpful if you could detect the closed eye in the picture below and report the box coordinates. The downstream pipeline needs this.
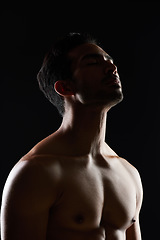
[86,59,99,65]
[81,53,114,66]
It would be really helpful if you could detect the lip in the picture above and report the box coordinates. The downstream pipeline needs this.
[103,75,121,86]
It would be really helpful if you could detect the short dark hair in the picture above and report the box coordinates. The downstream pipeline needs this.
[37,32,98,116]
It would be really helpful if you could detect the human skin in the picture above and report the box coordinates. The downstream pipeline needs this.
[1,43,143,240]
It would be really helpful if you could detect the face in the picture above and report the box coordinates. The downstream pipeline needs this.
[68,43,123,109]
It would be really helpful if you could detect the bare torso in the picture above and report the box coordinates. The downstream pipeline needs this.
[21,139,141,240]
[2,135,142,240]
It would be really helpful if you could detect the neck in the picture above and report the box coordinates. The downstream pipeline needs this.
[59,104,109,157]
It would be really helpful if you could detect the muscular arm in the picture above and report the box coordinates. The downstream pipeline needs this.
[126,168,143,240]
[126,218,142,240]
[1,158,59,240]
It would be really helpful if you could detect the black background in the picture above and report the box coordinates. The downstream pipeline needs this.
[1,3,159,239]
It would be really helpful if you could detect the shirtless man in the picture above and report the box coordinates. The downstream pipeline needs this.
[1,33,143,240]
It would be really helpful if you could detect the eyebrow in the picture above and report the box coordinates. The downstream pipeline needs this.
[81,53,114,62]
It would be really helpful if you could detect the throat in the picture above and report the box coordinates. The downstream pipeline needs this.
[61,109,108,156]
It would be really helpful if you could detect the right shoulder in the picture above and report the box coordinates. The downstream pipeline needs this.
[1,155,63,240]
[2,154,63,209]
[14,153,63,187]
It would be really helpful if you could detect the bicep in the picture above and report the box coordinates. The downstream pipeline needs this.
[126,170,143,240]
[1,160,56,240]
[126,219,142,240]
[1,203,49,240]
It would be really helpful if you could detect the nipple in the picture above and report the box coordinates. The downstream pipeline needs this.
[74,214,84,224]
[132,218,136,223]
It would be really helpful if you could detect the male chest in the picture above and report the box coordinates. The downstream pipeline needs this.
[50,160,137,230]
[101,165,137,229]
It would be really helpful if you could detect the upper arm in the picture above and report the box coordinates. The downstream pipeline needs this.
[127,168,143,240]
[126,218,142,240]
[1,159,59,240]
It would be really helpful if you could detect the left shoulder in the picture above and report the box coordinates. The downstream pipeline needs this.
[119,157,143,209]
[119,157,141,181]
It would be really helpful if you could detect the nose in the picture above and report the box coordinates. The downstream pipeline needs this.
[104,61,117,75]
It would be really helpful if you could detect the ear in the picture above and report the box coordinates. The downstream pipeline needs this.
[54,80,75,96]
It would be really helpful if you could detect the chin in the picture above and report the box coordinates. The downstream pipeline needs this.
[100,89,124,109]
[111,93,123,107]
[81,89,124,109]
